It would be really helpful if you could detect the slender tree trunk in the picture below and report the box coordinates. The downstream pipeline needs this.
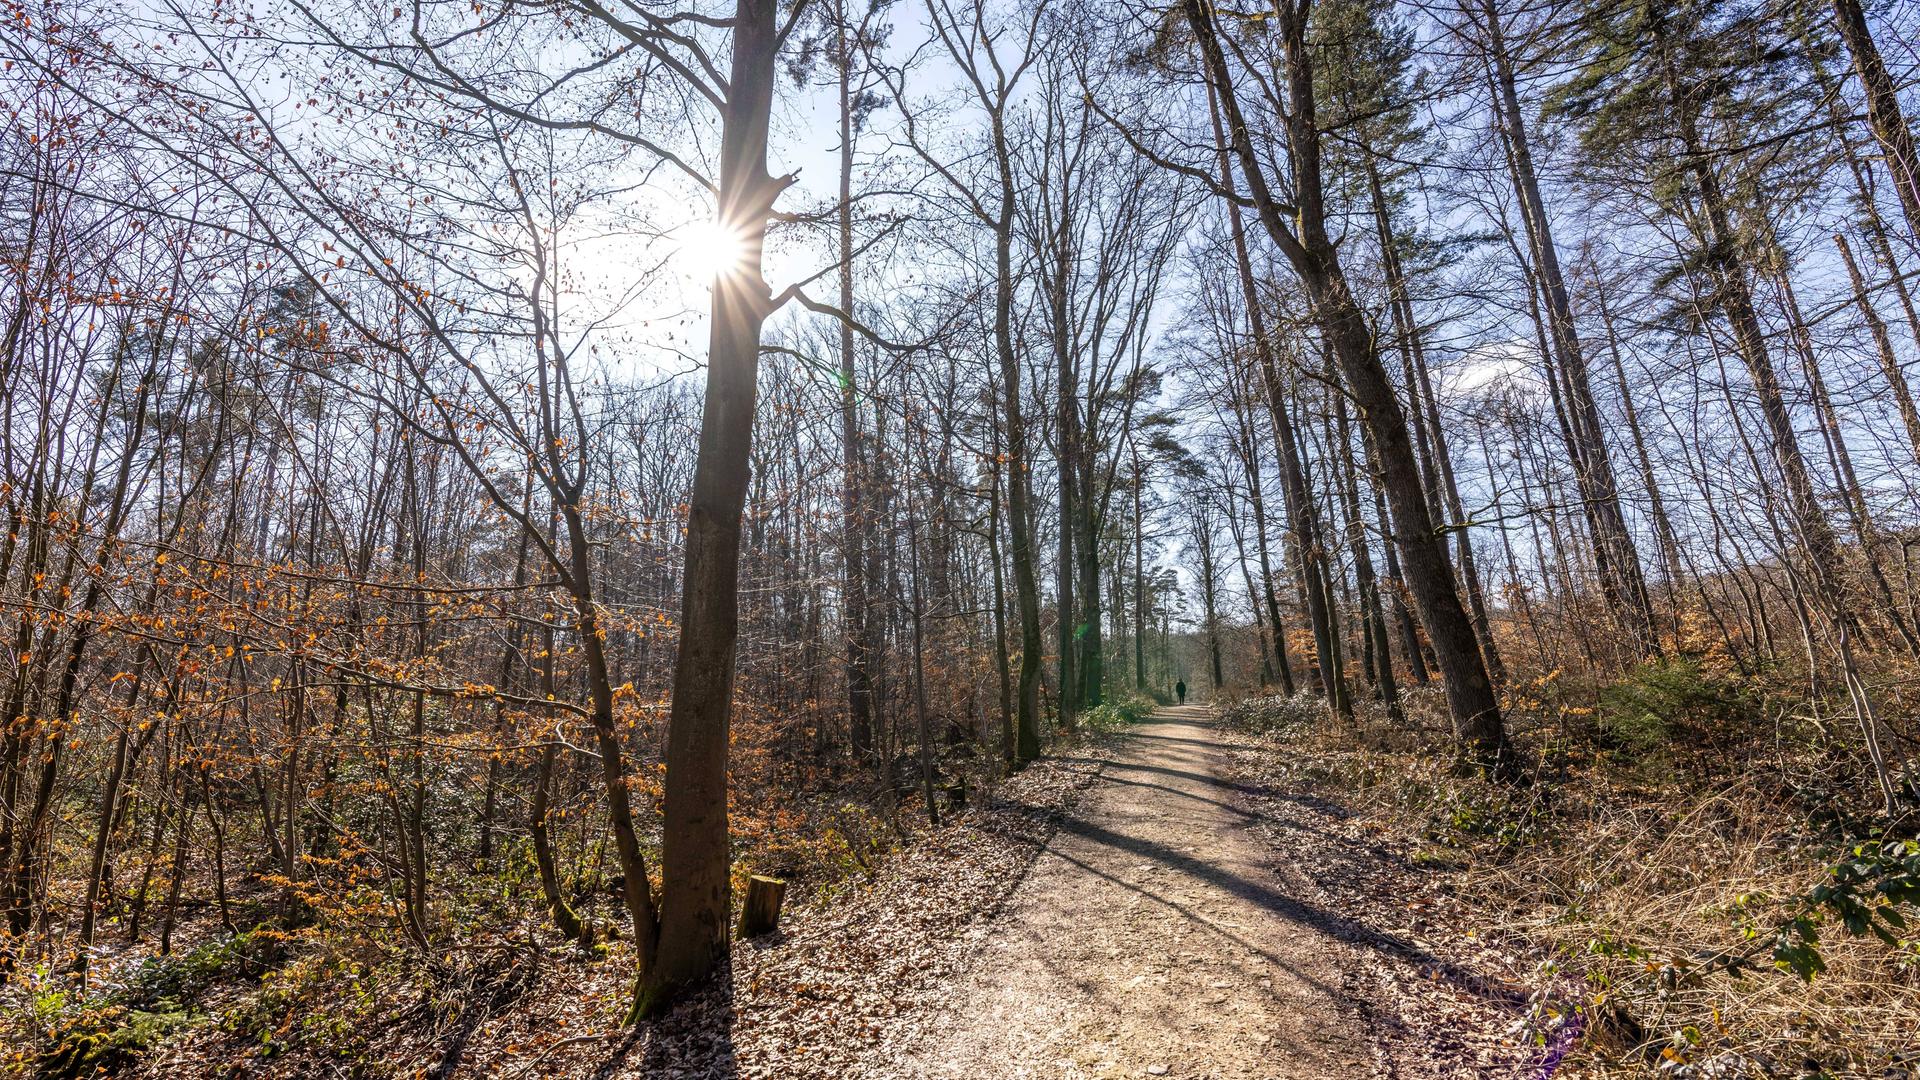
[1184,0,1511,771]
[1364,155,1508,689]
[1832,0,1920,244]
[1766,234,1919,653]
[837,11,876,763]
[1076,461,1105,709]
[989,413,1015,767]
[1368,449,1430,686]
[1475,0,1655,652]
[1330,355,1403,721]
[1229,400,1297,695]
[642,0,786,1011]
[1593,280,1685,636]
[1203,74,1344,714]
[906,459,941,827]
[996,125,1046,765]
[1132,443,1148,695]
[531,741,587,942]
[1835,233,1920,471]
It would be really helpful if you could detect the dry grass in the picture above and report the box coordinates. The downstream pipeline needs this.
[1222,684,1920,1078]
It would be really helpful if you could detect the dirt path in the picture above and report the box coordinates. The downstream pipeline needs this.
[891,705,1378,1079]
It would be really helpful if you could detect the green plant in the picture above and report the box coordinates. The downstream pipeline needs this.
[37,1007,191,1080]
[119,927,283,1013]
[1752,837,1920,980]
[1596,658,1756,758]
[1080,693,1158,733]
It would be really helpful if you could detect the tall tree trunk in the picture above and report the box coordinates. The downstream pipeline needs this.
[1662,46,1854,638]
[905,456,941,827]
[1203,74,1345,715]
[836,4,876,763]
[1330,352,1403,721]
[997,131,1046,766]
[1057,470,1077,726]
[1184,0,1511,771]
[531,740,587,943]
[1075,420,1106,709]
[1832,0,1920,244]
[1228,390,1298,695]
[1132,443,1148,695]
[1834,232,1920,471]
[1368,448,1430,686]
[1475,0,1656,652]
[1592,279,1686,628]
[1764,230,1919,654]
[1364,154,1508,689]
[1055,223,1081,726]
[642,0,786,1011]
[989,411,1015,767]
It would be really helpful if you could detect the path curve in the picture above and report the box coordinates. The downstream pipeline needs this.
[892,705,1374,1079]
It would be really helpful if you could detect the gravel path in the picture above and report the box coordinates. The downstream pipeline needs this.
[891,706,1376,1079]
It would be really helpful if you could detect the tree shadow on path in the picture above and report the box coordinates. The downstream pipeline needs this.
[1051,800,1526,1011]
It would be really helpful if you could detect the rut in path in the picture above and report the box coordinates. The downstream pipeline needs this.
[894,705,1379,1080]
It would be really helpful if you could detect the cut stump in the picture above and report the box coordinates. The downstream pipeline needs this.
[737,874,787,938]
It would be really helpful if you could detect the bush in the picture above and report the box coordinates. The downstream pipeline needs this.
[119,928,283,1013]
[1596,658,1757,759]
[1221,693,1323,736]
[38,1006,191,1080]
[1081,693,1158,733]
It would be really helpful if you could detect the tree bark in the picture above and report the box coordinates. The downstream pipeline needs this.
[641,0,786,1012]
[1183,0,1511,771]
[1832,0,1920,245]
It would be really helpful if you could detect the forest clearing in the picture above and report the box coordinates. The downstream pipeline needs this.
[3,0,1920,1072]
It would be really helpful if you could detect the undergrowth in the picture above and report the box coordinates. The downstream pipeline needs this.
[0,719,1122,1078]
[1079,693,1160,734]
[1224,676,1920,1078]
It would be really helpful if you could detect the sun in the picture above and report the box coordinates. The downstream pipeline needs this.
[676,218,750,282]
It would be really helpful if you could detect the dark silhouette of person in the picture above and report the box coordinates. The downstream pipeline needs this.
[1175,679,1187,705]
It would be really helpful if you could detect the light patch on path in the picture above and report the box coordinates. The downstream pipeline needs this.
[892,705,1375,1079]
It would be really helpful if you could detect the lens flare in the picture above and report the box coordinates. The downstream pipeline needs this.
[676,218,749,282]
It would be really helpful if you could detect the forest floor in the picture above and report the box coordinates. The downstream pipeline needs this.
[33,704,1550,1079]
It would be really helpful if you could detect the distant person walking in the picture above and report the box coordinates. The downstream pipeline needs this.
[1175,679,1187,705]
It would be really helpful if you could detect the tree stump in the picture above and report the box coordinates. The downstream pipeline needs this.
[736,875,787,939]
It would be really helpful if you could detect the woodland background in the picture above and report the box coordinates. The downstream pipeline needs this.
[2,0,1920,1071]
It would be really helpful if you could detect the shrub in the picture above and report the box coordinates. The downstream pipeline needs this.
[119,928,283,1013]
[1596,658,1757,758]
[1081,693,1158,733]
[1221,693,1323,736]
[38,1006,191,1080]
